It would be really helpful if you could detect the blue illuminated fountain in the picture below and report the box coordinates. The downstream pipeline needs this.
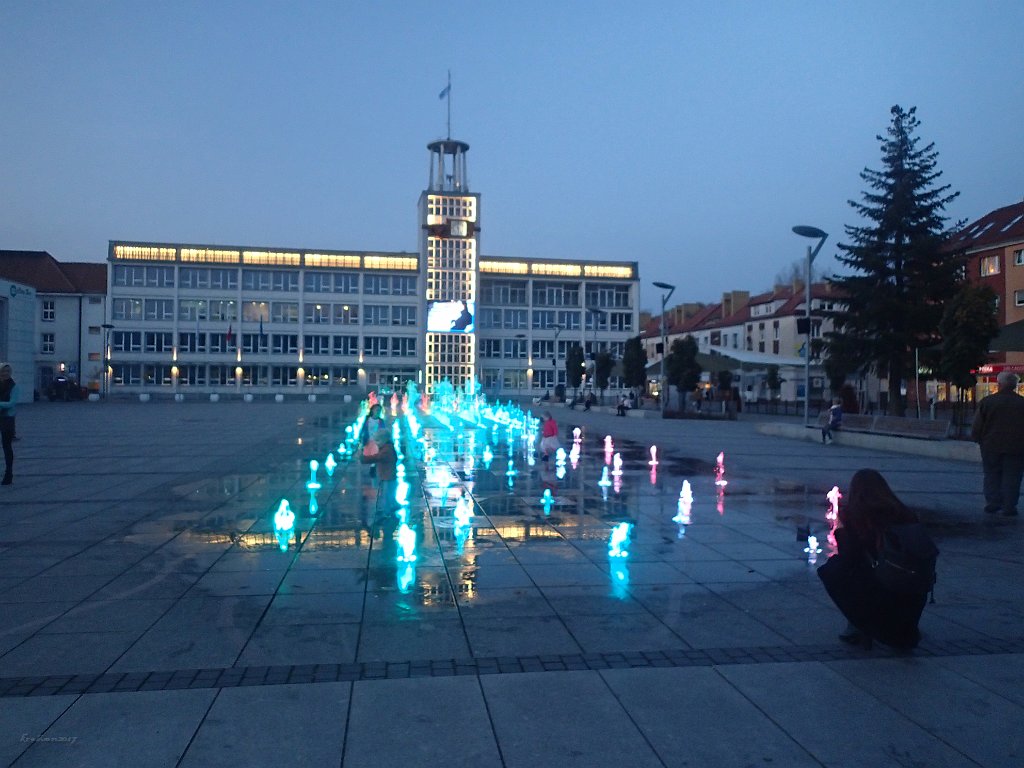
[324,453,337,477]
[273,499,296,552]
[608,522,632,558]
[540,488,554,516]
[396,523,417,562]
[306,460,321,491]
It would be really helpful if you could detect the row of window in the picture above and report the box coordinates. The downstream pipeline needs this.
[478,339,625,359]
[478,367,626,391]
[111,363,420,388]
[979,250,1024,276]
[476,308,633,331]
[111,330,418,357]
[113,265,417,295]
[479,280,633,308]
[111,299,415,325]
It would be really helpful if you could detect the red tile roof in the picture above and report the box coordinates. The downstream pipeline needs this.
[0,251,106,294]
[949,201,1024,252]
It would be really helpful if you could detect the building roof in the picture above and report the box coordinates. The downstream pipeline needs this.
[0,251,107,294]
[948,201,1024,253]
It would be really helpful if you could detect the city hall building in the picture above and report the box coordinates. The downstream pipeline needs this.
[106,138,639,397]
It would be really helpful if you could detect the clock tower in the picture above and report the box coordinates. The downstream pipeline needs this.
[418,139,479,394]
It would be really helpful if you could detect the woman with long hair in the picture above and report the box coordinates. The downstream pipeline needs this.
[818,469,928,649]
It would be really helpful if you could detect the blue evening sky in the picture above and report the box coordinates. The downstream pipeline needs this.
[2,1,1021,311]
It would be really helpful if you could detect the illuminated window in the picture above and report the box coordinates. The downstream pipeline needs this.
[426,194,477,224]
[531,263,581,277]
[333,304,359,325]
[980,255,1000,276]
[479,260,528,275]
[242,301,269,323]
[304,303,330,324]
[208,299,237,322]
[114,245,177,261]
[364,255,418,271]
[304,253,361,269]
[180,248,239,263]
[242,251,301,266]
[178,299,207,322]
[584,264,634,279]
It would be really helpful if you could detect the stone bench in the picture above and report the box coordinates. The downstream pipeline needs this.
[817,411,950,440]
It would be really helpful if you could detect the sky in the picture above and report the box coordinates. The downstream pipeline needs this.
[2,1,1022,312]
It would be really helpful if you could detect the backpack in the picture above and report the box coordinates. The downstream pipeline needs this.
[870,523,938,598]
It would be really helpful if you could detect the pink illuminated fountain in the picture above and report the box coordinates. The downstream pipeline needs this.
[648,446,659,466]
[826,485,842,549]
[714,452,728,487]
[612,453,623,476]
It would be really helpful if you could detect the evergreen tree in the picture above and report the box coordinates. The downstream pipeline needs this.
[621,336,647,392]
[826,105,963,416]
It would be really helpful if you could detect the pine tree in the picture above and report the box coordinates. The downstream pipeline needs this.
[826,105,962,416]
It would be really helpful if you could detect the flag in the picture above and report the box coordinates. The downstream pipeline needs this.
[438,83,450,100]
[259,316,265,339]
[227,323,234,346]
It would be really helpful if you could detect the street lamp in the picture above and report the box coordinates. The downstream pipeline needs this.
[550,324,562,397]
[792,226,829,427]
[101,323,115,399]
[653,282,676,416]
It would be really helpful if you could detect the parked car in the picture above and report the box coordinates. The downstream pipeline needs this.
[47,375,86,401]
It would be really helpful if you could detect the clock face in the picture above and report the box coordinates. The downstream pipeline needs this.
[449,219,468,237]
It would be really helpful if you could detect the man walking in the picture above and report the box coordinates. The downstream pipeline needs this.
[971,371,1024,517]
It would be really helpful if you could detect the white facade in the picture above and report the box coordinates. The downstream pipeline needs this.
[36,292,107,395]
[106,244,423,396]
[0,278,37,403]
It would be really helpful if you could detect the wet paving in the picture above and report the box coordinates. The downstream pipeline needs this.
[1,400,1022,767]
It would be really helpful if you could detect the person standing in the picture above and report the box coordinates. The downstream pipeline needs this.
[971,370,1024,517]
[0,363,18,486]
[539,411,559,461]
[359,428,398,523]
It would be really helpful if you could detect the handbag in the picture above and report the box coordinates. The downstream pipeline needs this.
[362,440,379,458]
[869,523,938,596]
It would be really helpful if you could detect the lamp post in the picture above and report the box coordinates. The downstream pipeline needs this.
[653,282,676,416]
[550,324,562,396]
[791,226,829,427]
[101,323,115,399]
[586,308,608,402]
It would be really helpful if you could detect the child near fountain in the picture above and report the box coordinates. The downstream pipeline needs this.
[539,411,560,461]
[360,428,398,521]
